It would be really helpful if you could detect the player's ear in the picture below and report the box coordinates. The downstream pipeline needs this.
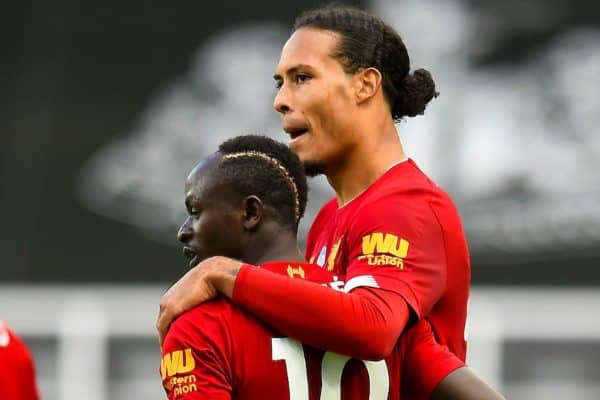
[355,67,382,104]
[241,195,263,230]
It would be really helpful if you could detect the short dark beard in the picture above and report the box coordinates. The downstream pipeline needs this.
[303,161,326,177]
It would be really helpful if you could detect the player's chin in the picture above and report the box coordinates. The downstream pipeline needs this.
[288,131,310,152]
[302,160,326,177]
[288,140,303,156]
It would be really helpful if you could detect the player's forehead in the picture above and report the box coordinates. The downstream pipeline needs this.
[185,152,222,198]
[274,27,342,77]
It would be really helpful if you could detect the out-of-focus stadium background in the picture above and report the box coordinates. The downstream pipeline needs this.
[1,0,599,398]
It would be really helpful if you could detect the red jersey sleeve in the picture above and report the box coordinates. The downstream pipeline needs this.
[343,194,446,319]
[160,301,234,400]
[233,265,409,360]
[401,319,465,400]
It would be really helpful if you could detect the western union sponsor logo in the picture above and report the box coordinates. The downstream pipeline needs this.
[358,254,404,268]
[361,233,409,258]
[161,349,195,379]
[164,374,198,397]
[174,382,197,397]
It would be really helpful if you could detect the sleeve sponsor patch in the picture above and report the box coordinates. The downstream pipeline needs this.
[358,232,409,268]
[161,348,198,397]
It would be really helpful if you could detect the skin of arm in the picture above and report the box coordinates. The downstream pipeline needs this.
[431,367,506,400]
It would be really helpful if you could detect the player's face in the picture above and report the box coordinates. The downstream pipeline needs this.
[273,27,359,176]
[177,154,244,268]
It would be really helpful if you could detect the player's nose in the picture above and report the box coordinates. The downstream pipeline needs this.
[273,86,291,114]
[177,218,193,243]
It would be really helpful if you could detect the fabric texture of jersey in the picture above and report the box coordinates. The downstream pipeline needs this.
[161,261,463,399]
[0,321,40,400]
[306,159,470,362]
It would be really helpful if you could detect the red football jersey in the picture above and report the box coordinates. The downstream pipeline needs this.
[0,321,40,400]
[160,261,463,399]
[306,159,470,364]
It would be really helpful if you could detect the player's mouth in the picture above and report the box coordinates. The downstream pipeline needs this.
[182,246,200,268]
[284,126,309,145]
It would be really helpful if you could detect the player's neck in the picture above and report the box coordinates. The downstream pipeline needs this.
[245,227,305,265]
[327,123,406,206]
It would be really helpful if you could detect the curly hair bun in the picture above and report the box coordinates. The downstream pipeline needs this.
[393,68,439,119]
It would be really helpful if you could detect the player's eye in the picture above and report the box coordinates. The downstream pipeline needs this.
[295,73,311,84]
[275,80,283,90]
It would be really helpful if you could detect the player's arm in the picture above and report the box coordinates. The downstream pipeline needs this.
[160,308,233,400]
[158,203,444,360]
[236,267,409,360]
[402,319,505,400]
[232,201,444,360]
[158,254,408,359]
[431,368,506,400]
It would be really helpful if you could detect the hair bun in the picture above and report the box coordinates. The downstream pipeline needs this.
[393,68,439,119]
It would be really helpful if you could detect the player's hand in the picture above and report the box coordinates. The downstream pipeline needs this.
[157,256,242,345]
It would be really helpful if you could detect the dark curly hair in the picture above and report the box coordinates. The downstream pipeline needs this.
[217,135,308,233]
[294,4,438,121]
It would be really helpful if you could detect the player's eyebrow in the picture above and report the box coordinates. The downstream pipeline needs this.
[273,64,314,81]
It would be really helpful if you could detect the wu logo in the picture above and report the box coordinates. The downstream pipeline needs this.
[361,233,409,258]
[160,349,195,379]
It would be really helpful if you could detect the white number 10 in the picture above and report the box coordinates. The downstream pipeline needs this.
[272,337,390,399]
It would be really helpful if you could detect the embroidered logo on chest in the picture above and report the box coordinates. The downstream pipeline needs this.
[316,246,327,267]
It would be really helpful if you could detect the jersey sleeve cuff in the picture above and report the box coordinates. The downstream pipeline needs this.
[346,274,422,319]
[231,263,254,305]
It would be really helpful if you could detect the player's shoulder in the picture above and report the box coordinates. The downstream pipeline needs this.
[400,161,463,219]
[364,159,454,206]
[384,159,440,194]
[177,298,234,324]
[344,160,459,235]
[167,298,235,343]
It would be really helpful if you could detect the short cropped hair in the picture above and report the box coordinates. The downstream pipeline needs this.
[217,135,308,233]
